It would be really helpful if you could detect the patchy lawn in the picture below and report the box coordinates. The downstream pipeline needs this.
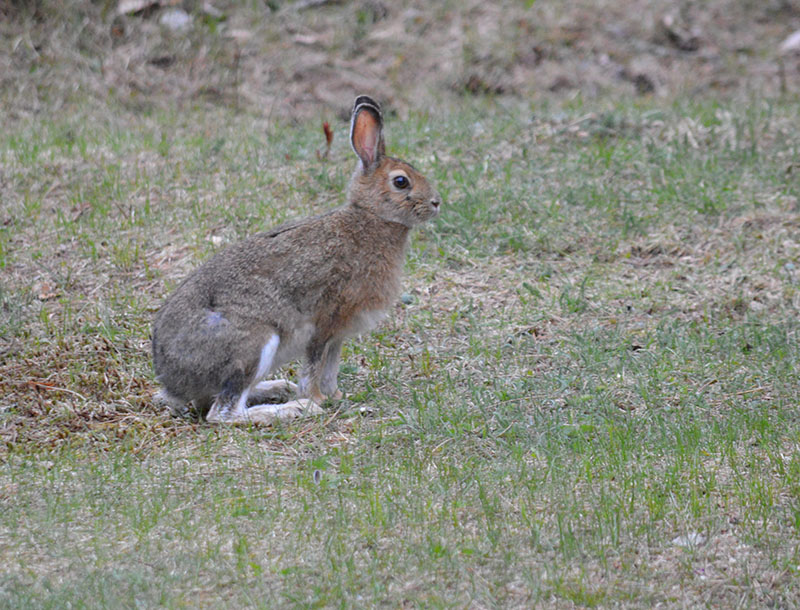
[2,1,800,607]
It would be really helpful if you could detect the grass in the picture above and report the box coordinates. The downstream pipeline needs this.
[2,86,800,607]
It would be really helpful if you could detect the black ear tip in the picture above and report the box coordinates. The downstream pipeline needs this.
[353,95,381,114]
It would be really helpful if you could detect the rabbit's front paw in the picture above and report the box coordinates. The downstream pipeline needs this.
[310,389,343,404]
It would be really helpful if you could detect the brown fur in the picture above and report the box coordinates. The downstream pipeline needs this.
[151,95,440,423]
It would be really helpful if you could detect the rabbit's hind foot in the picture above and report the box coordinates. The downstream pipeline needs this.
[247,398,325,423]
[206,395,324,425]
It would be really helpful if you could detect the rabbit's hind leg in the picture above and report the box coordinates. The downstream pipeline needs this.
[205,334,323,424]
[206,333,279,424]
[206,388,250,423]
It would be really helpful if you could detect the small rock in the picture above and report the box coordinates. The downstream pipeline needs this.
[400,293,415,305]
[201,1,224,19]
[780,29,800,54]
[226,29,253,42]
[117,0,160,16]
[160,8,192,31]
[672,532,706,548]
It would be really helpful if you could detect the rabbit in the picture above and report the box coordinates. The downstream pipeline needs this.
[151,95,441,424]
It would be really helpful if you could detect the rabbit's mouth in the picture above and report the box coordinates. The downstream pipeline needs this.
[425,194,442,219]
[415,200,439,223]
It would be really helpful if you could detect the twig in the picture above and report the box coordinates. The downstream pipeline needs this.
[26,380,89,402]
[291,0,341,11]
[724,386,768,399]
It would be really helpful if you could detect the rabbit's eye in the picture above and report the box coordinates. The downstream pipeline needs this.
[392,175,410,189]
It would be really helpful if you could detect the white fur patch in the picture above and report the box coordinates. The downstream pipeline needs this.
[230,334,281,416]
[233,387,251,415]
[254,334,280,382]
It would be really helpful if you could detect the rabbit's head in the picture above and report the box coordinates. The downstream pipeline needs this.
[347,96,441,228]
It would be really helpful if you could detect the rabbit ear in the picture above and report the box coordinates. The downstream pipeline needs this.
[350,96,385,170]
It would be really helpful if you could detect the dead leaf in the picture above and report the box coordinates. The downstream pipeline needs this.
[34,281,59,301]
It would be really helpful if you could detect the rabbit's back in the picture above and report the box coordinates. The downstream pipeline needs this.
[205,205,409,319]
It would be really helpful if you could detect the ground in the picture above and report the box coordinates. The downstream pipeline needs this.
[3,0,800,119]
[2,1,800,608]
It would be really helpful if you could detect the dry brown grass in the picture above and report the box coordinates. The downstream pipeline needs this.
[2,0,800,121]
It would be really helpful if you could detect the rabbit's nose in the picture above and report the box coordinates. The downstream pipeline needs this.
[430,198,441,209]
